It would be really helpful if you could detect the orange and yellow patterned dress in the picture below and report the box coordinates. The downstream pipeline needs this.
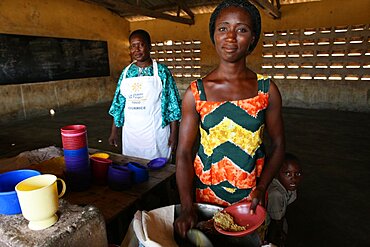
[192,75,270,207]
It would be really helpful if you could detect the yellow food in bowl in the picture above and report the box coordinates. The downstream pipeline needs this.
[90,153,110,159]
[213,211,247,232]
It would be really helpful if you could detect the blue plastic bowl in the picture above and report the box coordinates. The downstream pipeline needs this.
[108,164,133,191]
[127,162,149,184]
[0,169,41,215]
[147,157,168,170]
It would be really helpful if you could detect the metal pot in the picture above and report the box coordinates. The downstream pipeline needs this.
[174,203,261,247]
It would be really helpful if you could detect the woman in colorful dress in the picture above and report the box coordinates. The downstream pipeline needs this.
[174,0,285,240]
[108,29,181,160]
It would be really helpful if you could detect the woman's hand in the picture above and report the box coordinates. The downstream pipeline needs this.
[168,121,179,150]
[168,132,178,155]
[174,207,198,238]
[249,186,265,214]
[108,132,118,147]
[108,122,119,147]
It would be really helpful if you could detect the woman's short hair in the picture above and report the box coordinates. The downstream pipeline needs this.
[129,29,152,49]
[209,0,261,53]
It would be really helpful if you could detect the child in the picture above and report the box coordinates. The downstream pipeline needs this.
[266,153,303,246]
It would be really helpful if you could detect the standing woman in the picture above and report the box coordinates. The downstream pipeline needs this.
[174,0,285,239]
[108,29,181,160]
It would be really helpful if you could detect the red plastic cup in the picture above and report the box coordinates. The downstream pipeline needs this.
[90,157,112,185]
[61,125,87,134]
[61,131,88,150]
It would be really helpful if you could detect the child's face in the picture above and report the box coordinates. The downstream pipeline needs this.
[278,160,303,191]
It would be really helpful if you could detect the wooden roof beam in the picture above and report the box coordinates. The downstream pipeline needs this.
[84,0,194,25]
[175,0,195,19]
[250,0,281,19]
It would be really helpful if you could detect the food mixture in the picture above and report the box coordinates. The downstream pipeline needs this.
[213,211,248,232]
[196,219,217,235]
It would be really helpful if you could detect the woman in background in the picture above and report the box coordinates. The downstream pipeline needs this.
[108,29,181,160]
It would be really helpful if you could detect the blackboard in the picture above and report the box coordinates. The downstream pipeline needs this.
[0,34,110,84]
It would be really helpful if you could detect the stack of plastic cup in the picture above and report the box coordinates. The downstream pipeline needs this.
[61,125,91,191]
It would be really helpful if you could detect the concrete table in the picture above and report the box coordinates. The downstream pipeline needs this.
[0,199,108,247]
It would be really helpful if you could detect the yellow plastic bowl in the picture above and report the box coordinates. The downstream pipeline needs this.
[90,152,110,159]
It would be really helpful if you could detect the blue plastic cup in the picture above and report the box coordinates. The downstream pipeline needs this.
[63,147,89,158]
[65,167,91,191]
[65,158,90,171]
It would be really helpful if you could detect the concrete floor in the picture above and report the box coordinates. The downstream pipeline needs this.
[0,102,369,247]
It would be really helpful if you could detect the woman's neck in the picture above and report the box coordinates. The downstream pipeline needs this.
[135,58,152,68]
[217,59,250,80]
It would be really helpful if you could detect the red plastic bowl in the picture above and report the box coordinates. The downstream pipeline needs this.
[214,201,266,237]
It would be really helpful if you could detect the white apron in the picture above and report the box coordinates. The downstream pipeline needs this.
[120,60,171,160]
